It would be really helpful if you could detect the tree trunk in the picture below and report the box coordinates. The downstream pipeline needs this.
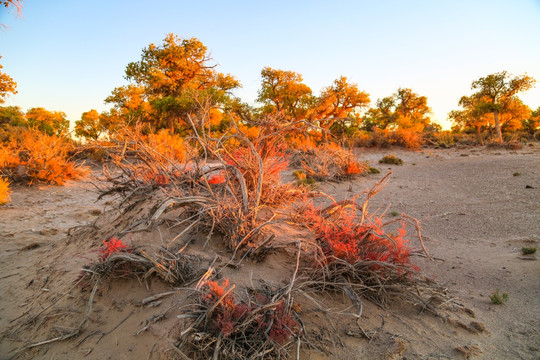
[475,125,484,145]
[493,111,503,143]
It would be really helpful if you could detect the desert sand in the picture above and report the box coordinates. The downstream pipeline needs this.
[1,145,539,359]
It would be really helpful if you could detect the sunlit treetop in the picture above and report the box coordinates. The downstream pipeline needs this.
[364,88,431,131]
[256,67,314,120]
[316,76,370,119]
[25,107,69,136]
[0,57,18,104]
[469,71,535,142]
[108,34,241,133]
[125,33,240,97]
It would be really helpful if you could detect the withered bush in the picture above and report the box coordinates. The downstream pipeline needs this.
[298,143,368,181]
[178,279,302,359]
[296,173,442,311]
[354,128,424,149]
[80,237,203,287]
[95,115,303,251]
[0,129,88,185]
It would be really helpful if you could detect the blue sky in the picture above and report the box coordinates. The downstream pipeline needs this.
[1,0,540,129]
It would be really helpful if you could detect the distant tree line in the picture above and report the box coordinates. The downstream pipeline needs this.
[1,34,538,146]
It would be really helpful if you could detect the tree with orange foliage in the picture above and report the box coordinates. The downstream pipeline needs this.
[449,95,490,145]
[111,34,240,133]
[364,88,431,132]
[393,88,431,130]
[522,106,540,136]
[75,109,103,140]
[105,85,152,128]
[25,107,69,136]
[498,98,531,133]
[0,57,17,104]
[451,88,533,143]
[468,71,535,143]
[256,67,315,121]
[315,76,370,141]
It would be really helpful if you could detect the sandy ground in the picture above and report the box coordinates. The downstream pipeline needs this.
[0,145,539,359]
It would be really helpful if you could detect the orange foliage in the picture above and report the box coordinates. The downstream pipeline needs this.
[145,129,187,162]
[365,128,423,149]
[0,177,11,204]
[286,134,318,151]
[208,107,223,127]
[0,129,87,185]
[344,160,365,176]
[301,202,415,273]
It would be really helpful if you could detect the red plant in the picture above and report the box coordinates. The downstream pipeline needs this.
[302,203,415,273]
[199,279,299,344]
[99,237,129,261]
[257,299,299,345]
[201,279,249,337]
[207,172,226,185]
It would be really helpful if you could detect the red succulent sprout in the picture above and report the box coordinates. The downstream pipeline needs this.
[99,237,129,261]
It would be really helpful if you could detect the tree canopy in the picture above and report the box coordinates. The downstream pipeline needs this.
[364,88,431,131]
[256,67,314,121]
[75,109,103,140]
[468,71,535,142]
[108,34,241,133]
[0,57,17,104]
[25,107,69,136]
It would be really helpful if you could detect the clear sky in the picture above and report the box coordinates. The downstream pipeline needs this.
[1,0,540,129]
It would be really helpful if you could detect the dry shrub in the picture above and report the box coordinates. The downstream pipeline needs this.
[297,174,442,311]
[0,176,11,204]
[358,128,424,149]
[74,141,117,162]
[80,237,202,287]
[487,141,523,150]
[95,115,303,251]
[452,133,476,146]
[347,130,372,148]
[0,129,87,185]
[224,144,291,206]
[299,143,368,181]
[431,130,455,148]
[178,279,302,359]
